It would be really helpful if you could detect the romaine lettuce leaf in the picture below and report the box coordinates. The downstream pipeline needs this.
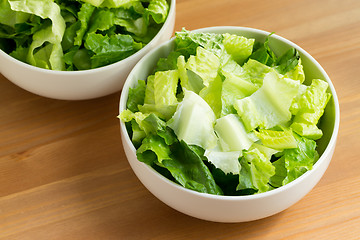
[140,70,178,120]
[241,59,272,86]
[290,79,331,139]
[185,47,220,87]
[249,143,279,160]
[144,75,155,104]
[155,51,181,72]
[174,29,225,58]
[249,33,277,66]
[167,90,217,150]
[275,48,300,75]
[249,34,301,77]
[74,3,95,46]
[27,25,65,70]
[214,114,256,152]
[284,58,305,83]
[0,0,29,27]
[234,71,300,131]
[7,0,66,70]
[255,128,297,150]
[126,79,146,112]
[8,0,65,41]
[223,33,254,65]
[238,148,275,193]
[153,70,179,105]
[161,141,223,195]
[138,104,177,121]
[204,149,242,175]
[145,0,169,24]
[136,132,222,195]
[199,74,223,118]
[137,134,172,165]
[84,32,142,68]
[281,134,319,184]
[119,109,149,132]
[177,55,205,94]
[129,119,146,147]
[269,157,286,188]
[220,68,258,116]
[120,110,177,146]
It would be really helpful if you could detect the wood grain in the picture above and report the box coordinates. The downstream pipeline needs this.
[1,0,360,239]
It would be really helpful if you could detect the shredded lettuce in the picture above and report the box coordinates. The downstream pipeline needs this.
[119,29,331,196]
[0,0,170,70]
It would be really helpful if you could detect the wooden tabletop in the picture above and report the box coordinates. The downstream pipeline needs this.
[1,0,360,239]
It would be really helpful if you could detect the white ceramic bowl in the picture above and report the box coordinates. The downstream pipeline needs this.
[0,0,175,100]
[119,26,340,222]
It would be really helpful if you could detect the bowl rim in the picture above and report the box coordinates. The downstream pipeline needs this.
[119,26,340,201]
[0,0,176,75]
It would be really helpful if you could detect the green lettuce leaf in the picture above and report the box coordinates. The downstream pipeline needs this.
[238,148,275,193]
[27,25,65,70]
[120,110,177,145]
[185,46,220,87]
[269,157,286,188]
[177,55,205,94]
[167,90,217,150]
[139,70,179,120]
[234,71,300,131]
[8,0,66,70]
[275,48,300,75]
[249,33,277,66]
[199,74,223,118]
[284,58,305,83]
[8,0,65,41]
[84,32,142,68]
[126,79,146,112]
[204,149,242,175]
[155,51,181,72]
[214,114,256,152]
[281,134,319,184]
[220,68,258,116]
[74,3,95,46]
[0,0,30,27]
[241,59,272,86]
[174,29,225,58]
[161,141,223,195]
[145,0,169,24]
[255,128,297,150]
[290,79,331,140]
[153,70,179,105]
[223,33,254,65]
[137,134,172,165]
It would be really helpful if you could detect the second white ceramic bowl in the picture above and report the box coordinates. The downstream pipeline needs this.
[119,26,340,222]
